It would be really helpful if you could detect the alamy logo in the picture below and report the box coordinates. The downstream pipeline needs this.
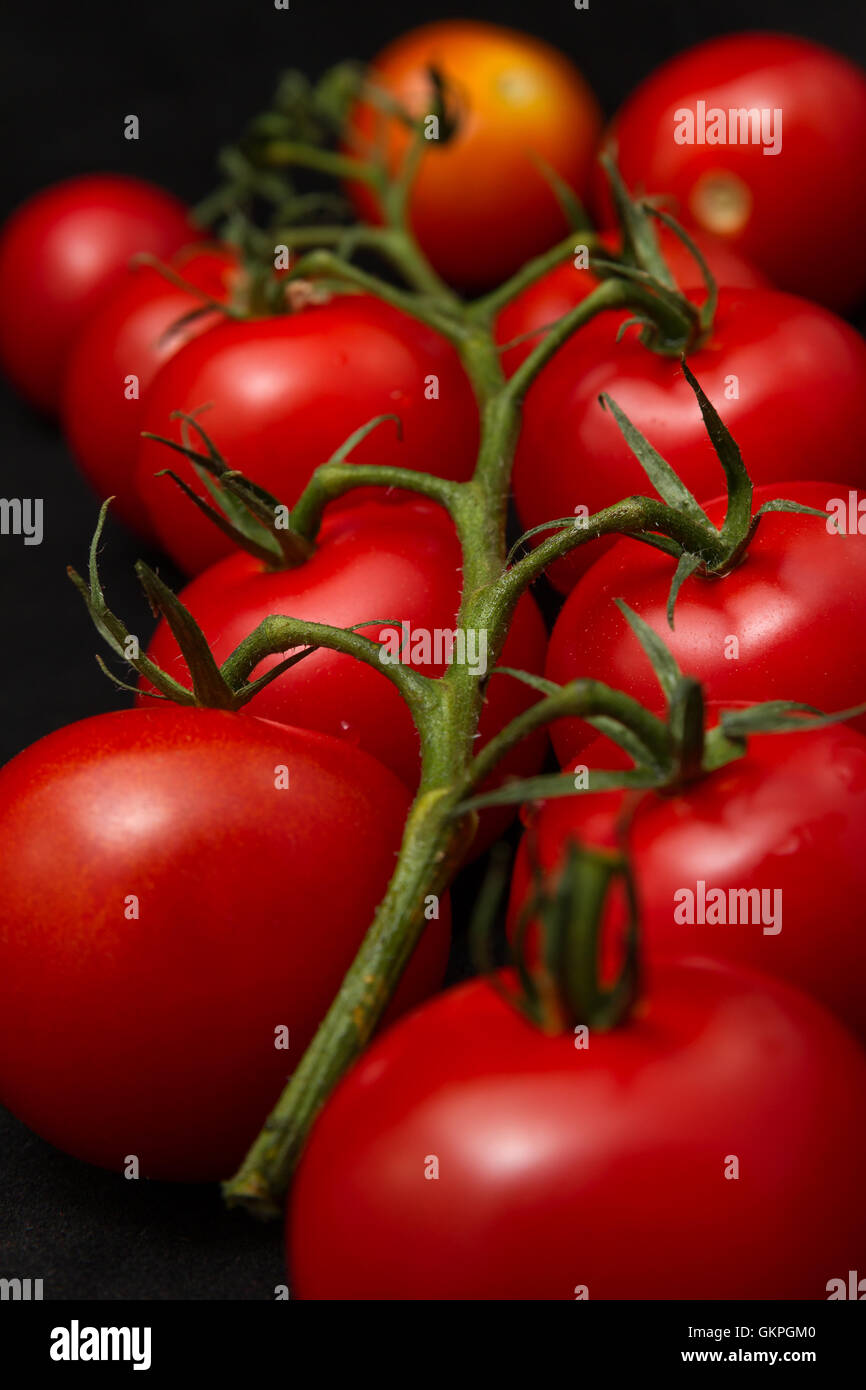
[378,622,488,677]
[0,1277,43,1299]
[0,497,43,545]
[673,881,782,935]
[674,102,782,156]
[50,1321,152,1371]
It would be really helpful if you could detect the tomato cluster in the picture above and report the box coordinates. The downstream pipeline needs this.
[1,21,865,1304]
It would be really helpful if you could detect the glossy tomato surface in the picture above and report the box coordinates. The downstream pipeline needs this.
[345,21,602,289]
[0,708,449,1180]
[135,295,479,573]
[289,961,866,1299]
[508,723,866,1039]
[62,246,237,532]
[495,224,768,374]
[512,287,866,591]
[546,481,866,761]
[141,496,548,855]
[0,175,191,413]
[594,33,866,311]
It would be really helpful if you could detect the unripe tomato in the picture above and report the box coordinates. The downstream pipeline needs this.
[345,21,602,290]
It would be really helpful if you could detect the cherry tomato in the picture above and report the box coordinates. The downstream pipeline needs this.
[141,495,548,856]
[512,288,866,591]
[0,707,449,1180]
[289,960,866,1299]
[547,480,866,763]
[0,175,192,414]
[495,224,768,375]
[345,21,602,290]
[508,722,866,1040]
[135,295,479,574]
[594,33,866,312]
[62,246,237,534]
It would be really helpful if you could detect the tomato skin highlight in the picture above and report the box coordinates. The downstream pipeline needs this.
[0,175,192,414]
[508,722,866,1041]
[134,296,479,574]
[512,287,866,591]
[0,707,449,1180]
[495,225,768,375]
[61,246,237,534]
[289,960,866,1300]
[345,21,602,290]
[546,480,866,762]
[141,496,548,855]
[593,33,866,312]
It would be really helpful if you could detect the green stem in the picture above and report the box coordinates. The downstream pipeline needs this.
[290,462,462,540]
[467,679,673,791]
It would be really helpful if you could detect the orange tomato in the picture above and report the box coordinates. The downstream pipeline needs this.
[345,21,602,290]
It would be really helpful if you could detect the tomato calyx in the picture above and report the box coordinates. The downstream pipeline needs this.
[458,600,866,818]
[506,359,829,624]
[472,836,641,1035]
[142,407,315,571]
[67,499,412,716]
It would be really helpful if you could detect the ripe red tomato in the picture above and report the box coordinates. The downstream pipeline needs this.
[289,960,866,1299]
[0,707,449,1180]
[508,722,866,1040]
[546,480,866,763]
[135,295,479,573]
[512,287,866,591]
[141,495,548,855]
[495,224,768,374]
[345,21,602,289]
[62,246,237,534]
[0,175,192,414]
[594,33,866,311]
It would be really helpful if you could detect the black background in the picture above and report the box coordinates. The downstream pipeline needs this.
[1,0,863,1301]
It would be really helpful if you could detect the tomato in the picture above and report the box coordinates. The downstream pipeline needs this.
[289,959,866,1299]
[0,707,449,1180]
[0,175,192,414]
[495,224,768,375]
[135,295,479,574]
[62,246,237,534]
[141,495,548,855]
[594,33,866,312]
[507,722,866,1040]
[512,287,866,591]
[546,480,866,763]
[345,21,602,290]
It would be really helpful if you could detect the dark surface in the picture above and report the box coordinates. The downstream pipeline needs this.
[1,0,863,1300]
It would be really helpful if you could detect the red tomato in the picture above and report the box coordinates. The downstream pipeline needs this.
[345,21,602,289]
[508,722,866,1040]
[135,296,479,574]
[0,707,449,1180]
[289,960,866,1299]
[62,246,237,534]
[594,33,866,311]
[546,480,866,763]
[512,287,866,591]
[0,175,192,414]
[495,224,768,374]
[141,495,548,855]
